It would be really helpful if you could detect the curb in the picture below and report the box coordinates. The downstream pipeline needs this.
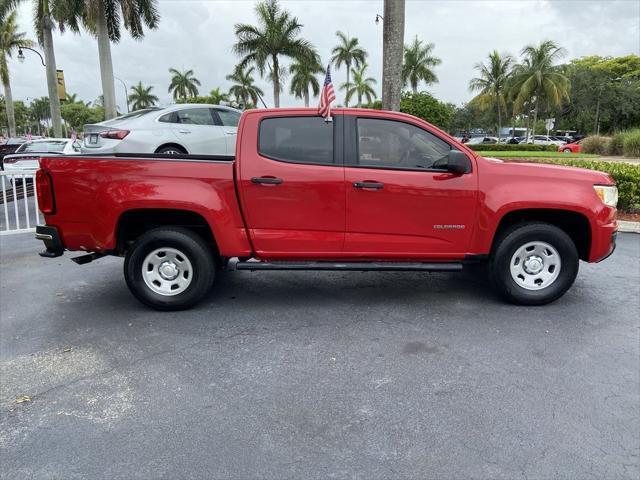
[618,220,640,234]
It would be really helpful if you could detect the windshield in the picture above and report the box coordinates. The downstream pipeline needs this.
[17,141,67,153]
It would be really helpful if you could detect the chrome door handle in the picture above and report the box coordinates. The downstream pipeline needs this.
[225,131,237,135]
[178,130,191,134]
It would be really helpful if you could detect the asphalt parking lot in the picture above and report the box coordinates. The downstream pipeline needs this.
[1,232,638,479]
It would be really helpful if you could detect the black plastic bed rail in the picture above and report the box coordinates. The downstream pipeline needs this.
[44,153,236,162]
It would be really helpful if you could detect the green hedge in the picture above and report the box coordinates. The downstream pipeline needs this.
[531,158,640,212]
[466,144,557,152]
[581,130,640,157]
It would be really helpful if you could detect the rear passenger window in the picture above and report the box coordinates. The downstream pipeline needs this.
[216,109,241,127]
[259,117,334,164]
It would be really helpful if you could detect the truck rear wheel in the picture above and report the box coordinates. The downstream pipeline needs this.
[124,228,215,310]
[489,222,579,305]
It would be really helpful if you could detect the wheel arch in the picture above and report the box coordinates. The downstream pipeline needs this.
[154,142,188,154]
[116,208,218,256]
[491,208,592,261]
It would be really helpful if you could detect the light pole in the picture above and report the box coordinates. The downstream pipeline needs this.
[17,47,46,67]
[115,77,129,113]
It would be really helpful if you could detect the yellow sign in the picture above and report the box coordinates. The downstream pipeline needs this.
[56,70,66,101]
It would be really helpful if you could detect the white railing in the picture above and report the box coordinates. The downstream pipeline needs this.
[0,170,44,235]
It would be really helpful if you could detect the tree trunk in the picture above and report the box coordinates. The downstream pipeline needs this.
[412,80,417,94]
[2,76,16,137]
[345,61,351,107]
[357,92,362,108]
[95,2,118,119]
[496,99,502,141]
[272,56,280,108]
[304,89,309,108]
[42,18,62,137]
[531,95,539,139]
[382,0,405,111]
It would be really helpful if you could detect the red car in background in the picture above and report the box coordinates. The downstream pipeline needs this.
[559,140,582,153]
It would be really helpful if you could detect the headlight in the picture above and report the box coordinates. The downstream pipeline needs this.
[593,185,618,208]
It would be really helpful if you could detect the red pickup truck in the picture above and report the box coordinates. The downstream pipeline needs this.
[35,108,618,310]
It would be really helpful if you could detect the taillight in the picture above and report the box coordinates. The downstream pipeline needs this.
[99,129,130,140]
[3,156,38,164]
[36,169,55,214]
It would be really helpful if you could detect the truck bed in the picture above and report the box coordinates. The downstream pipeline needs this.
[38,154,252,257]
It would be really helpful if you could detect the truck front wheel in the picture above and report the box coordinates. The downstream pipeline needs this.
[124,228,216,310]
[489,222,579,305]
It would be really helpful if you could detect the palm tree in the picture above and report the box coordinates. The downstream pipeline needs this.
[226,64,264,108]
[128,82,158,110]
[289,57,322,107]
[331,31,367,107]
[209,87,229,105]
[469,50,513,141]
[168,68,200,101]
[341,64,377,107]
[402,36,441,93]
[510,40,570,139]
[0,7,32,136]
[233,0,316,108]
[29,96,49,135]
[2,0,73,137]
[64,92,83,104]
[381,0,405,111]
[75,0,160,120]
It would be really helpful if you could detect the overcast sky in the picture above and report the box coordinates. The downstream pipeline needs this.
[9,0,640,110]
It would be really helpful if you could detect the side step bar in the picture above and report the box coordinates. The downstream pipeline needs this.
[232,260,463,272]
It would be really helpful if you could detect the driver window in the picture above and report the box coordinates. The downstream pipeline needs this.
[357,118,450,170]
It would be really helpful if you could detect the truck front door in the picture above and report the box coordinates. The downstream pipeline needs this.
[343,116,477,259]
[237,114,345,259]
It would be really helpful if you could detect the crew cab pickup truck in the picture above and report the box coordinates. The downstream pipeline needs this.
[35,108,618,310]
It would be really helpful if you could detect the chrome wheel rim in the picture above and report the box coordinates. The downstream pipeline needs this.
[142,247,193,296]
[510,241,561,291]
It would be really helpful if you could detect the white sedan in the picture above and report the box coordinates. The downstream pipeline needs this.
[82,104,241,156]
[526,135,566,146]
[2,138,81,173]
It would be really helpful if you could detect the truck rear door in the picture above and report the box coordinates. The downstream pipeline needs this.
[237,114,345,258]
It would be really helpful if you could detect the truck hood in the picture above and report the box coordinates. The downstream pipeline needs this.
[480,156,615,185]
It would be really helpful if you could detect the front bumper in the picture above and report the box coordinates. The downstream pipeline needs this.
[35,225,64,258]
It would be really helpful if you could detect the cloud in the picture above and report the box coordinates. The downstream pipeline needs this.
[8,0,640,109]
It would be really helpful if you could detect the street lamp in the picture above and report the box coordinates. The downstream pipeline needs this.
[375,14,383,24]
[115,76,129,113]
[17,47,46,67]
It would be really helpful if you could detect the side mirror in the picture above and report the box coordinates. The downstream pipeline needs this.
[447,149,471,175]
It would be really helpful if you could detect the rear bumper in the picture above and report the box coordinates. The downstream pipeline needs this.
[35,225,64,258]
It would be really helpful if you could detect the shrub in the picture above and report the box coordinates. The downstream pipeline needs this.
[608,133,625,156]
[580,136,611,155]
[622,128,640,157]
[399,92,455,132]
[466,144,557,152]
[532,158,640,212]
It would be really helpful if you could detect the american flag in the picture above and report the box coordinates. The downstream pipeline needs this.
[318,64,336,120]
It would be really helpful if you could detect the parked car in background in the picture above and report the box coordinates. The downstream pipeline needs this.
[559,140,582,154]
[82,104,242,156]
[2,138,81,176]
[527,135,566,146]
[0,136,44,167]
[465,136,499,145]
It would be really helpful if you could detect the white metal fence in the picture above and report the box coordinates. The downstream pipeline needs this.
[0,170,44,235]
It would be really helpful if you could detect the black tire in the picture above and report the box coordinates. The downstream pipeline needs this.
[489,222,579,305]
[124,227,216,310]
[156,145,187,155]
[563,148,572,153]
